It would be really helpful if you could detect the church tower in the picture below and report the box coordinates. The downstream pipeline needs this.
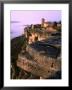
[41,18,45,27]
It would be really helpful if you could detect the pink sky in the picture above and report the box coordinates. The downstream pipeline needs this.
[10,10,61,39]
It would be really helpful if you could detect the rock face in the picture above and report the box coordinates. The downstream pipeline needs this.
[17,36,61,79]
[17,53,61,78]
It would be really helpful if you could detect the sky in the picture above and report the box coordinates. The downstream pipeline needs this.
[10,10,61,39]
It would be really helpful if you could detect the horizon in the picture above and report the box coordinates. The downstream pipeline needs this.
[11,10,61,39]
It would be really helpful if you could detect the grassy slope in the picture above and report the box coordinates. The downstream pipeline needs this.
[11,36,24,63]
[11,35,25,79]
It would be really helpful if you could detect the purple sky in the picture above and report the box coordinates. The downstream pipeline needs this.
[11,10,61,39]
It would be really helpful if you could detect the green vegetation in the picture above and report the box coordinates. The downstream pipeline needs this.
[11,35,26,79]
[11,35,40,79]
[11,36,25,63]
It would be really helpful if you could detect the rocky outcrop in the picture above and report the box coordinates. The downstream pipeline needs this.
[26,44,61,71]
[17,52,61,78]
[17,37,61,79]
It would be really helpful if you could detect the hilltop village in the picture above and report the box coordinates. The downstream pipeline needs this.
[24,18,61,45]
[11,18,61,79]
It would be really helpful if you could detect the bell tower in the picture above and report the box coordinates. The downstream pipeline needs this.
[41,18,45,27]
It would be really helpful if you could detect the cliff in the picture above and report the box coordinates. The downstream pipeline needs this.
[17,36,61,79]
